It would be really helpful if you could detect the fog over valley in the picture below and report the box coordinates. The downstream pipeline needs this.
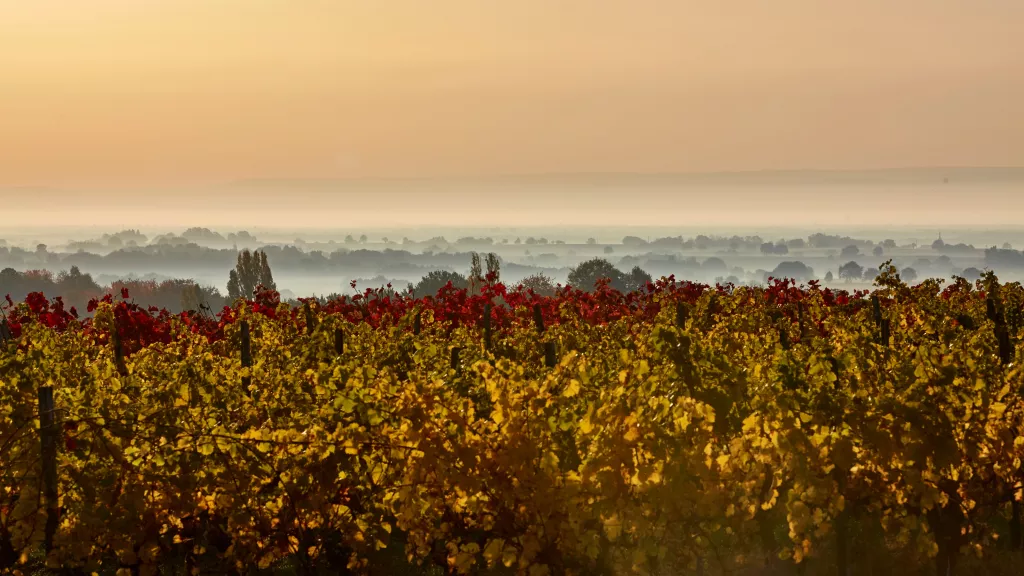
[4,199,1024,314]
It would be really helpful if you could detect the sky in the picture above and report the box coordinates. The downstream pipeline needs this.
[2,0,1023,191]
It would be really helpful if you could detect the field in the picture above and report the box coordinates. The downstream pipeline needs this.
[3,266,1024,575]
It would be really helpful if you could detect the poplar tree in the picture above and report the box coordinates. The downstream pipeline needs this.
[227,249,276,299]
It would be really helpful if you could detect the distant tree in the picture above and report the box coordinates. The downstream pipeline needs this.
[882,239,897,249]
[840,245,860,258]
[603,246,614,254]
[227,249,276,299]
[961,267,984,282]
[985,247,1024,269]
[514,237,522,244]
[623,266,653,292]
[937,255,953,266]
[586,237,597,245]
[181,283,209,313]
[525,237,537,245]
[412,270,468,296]
[36,244,47,254]
[468,252,484,295]
[863,268,877,281]
[56,265,95,292]
[485,252,501,282]
[701,257,728,274]
[227,271,240,299]
[934,239,977,253]
[537,238,549,245]
[258,252,275,291]
[622,236,647,247]
[516,273,557,297]
[808,233,853,249]
[227,230,255,243]
[100,229,146,246]
[344,235,355,244]
[381,237,390,244]
[786,238,806,250]
[469,253,482,279]
[761,242,789,255]
[873,246,884,257]
[1003,242,1013,250]
[838,261,864,282]
[652,236,683,249]
[771,261,814,281]
[568,258,622,292]
[359,234,368,244]
[932,237,945,250]
[402,237,413,245]
[183,227,226,243]
[824,270,834,282]
[901,267,918,283]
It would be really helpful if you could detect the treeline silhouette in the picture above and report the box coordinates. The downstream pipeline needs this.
[6,228,1024,316]
[2,237,1011,281]
[0,266,225,315]
[0,243,549,278]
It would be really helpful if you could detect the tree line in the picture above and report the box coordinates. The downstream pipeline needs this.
[0,245,1007,319]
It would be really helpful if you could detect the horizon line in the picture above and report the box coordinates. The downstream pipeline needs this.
[230,165,1024,185]
[4,165,1024,192]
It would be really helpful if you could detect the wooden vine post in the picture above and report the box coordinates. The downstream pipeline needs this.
[828,356,849,576]
[38,386,59,553]
[450,347,462,372]
[0,317,12,344]
[240,320,252,390]
[778,321,791,351]
[483,303,492,352]
[534,304,556,368]
[111,325,127,376]
[988,297,1020,549]
[706,294,717,328]
[304,301,316,335]
[334,327,344,355]
[675,301,688,329]
[872,295,891,348]
[797,301,806,343]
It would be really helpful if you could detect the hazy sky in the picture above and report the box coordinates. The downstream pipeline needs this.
[2,0,1023,188]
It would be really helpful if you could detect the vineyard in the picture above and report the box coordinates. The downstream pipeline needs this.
[4,265,1024,575]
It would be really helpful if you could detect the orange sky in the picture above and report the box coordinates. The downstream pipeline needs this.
[2,0,1022,188]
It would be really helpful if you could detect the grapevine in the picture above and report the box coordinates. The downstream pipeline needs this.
[1,266,1023,574]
